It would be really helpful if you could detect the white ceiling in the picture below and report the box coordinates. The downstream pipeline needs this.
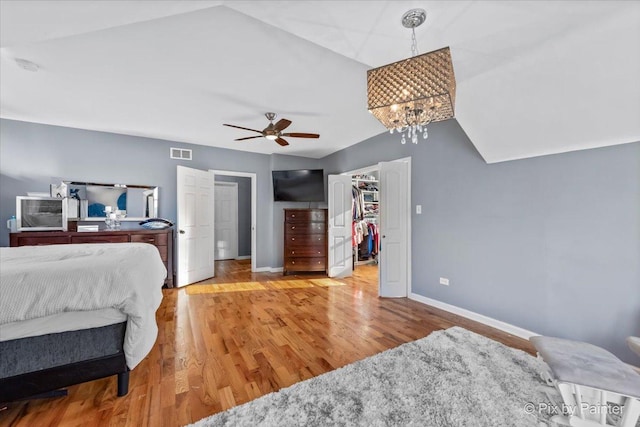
[1,1,638,162]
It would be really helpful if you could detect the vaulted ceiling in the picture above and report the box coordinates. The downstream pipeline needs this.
[1,1,638,162]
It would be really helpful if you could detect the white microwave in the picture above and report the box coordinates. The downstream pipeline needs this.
[16,196,68,231]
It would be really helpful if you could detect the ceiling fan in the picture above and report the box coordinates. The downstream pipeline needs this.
[223,112,320,146]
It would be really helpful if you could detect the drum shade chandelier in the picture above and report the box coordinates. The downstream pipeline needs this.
[367,9,456,144]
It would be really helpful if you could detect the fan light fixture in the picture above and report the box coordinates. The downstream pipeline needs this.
[367,9,456,144]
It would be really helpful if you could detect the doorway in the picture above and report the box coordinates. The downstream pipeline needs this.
[210,170,257,273]
[214,181,239,261]
[339,157,411,297]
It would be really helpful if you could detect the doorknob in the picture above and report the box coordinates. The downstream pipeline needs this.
[382,235,386,238]
[179,230,185,234]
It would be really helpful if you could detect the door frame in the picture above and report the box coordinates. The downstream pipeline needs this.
[209,169,257,272]
[214,181,239,261]
[343,156,412,297]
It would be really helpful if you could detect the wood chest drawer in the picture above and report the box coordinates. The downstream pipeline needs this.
[286,246,325,257]
[285,222,326,234]
[130,233,168,245]
[285,234,325,246]
[71,235,129,244]
[285,257,326,272]
[285,209,326,223]
[10,235,71,246]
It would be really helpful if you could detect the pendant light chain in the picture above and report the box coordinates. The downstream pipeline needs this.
[410,27,419,57]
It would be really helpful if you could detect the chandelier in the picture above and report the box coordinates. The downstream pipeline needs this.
[367,9,456,144]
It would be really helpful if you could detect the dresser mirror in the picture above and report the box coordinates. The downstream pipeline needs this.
[64,181,158,221]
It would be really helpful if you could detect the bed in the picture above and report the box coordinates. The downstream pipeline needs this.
[0,242,166,402]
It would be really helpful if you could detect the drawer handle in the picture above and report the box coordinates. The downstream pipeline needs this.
[292,214,295,217]
[292,261,295,264]
[292,251,295,254]
[291,237,295,241]
[291,226,295,229]
[317,251,321,254]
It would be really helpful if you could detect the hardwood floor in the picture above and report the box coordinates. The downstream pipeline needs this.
[0,260,534,427]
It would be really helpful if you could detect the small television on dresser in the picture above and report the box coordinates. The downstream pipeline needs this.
[16,196,68,231]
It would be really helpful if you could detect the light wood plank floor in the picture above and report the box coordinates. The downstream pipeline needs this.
[0,260,534,427]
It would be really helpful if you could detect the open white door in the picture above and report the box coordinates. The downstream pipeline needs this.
[328,174,353,278]
[214,182,238,261]
[378,161,409,297]
[176,165,215,287]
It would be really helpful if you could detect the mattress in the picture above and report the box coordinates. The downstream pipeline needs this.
[0,243,166,368]
[0,308,126,342]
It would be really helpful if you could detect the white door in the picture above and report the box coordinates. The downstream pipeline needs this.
[328,174,353,278]
[378,161,409,297]
[177,165,215,287]
[214,181,238,261]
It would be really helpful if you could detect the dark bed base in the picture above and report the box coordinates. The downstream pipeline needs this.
[0,323,129,403]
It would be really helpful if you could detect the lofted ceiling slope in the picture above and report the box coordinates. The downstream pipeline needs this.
[1,1,638,162]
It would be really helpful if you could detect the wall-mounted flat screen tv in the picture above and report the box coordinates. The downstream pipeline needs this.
[272,169,325,202]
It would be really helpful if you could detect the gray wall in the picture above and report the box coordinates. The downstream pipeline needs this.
[214,175,251,257]
[0,119,275,267]
[2,117,638,364]
[321,120,640,364]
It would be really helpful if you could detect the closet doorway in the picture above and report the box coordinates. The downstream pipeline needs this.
[342,158,411,298]
[210,170,257,273]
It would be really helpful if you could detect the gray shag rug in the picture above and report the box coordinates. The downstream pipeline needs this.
[189,327,560,427]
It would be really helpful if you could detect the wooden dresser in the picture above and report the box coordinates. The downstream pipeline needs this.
[10,228,174,287]
[283,208,327,275]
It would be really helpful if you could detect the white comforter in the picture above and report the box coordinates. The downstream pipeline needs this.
[0,243,166,369]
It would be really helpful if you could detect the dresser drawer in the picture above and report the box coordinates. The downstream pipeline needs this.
[285,222,326,234]
[285,234,325,246]
[12,235,71,246]
[131,233,167,245]
[286,246,325,257]
[71,235,129,244]
[285,210,326,223]
[285,257,326,272]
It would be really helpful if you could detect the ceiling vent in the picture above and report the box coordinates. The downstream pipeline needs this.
[170,147,192,160]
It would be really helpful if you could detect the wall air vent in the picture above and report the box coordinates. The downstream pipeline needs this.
[170,147,192,160]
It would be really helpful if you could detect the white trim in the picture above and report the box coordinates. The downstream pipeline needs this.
[235,255,251,260]
[254,266,283,273]
[209,169,257,273]
[409,293,539,340]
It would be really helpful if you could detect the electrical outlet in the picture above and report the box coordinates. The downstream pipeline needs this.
[416,205,422,214]
[439,277,450,286]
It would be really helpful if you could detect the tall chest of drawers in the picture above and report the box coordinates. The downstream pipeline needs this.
[283,208,327,275]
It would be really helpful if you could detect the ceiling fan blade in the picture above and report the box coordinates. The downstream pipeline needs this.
[281,132,320,139]
[273,119,292,132]
[275,137,289,146]
[223,123,263,134]
[235,135,263,141]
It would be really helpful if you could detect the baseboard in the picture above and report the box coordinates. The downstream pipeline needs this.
[409,293,538,340]
[235,255,251,260]
[254,266,284,273]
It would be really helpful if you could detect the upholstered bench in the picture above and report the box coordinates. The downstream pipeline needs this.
[530,336,640,427]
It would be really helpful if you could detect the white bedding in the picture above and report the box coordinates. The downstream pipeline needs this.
[0,243,166,369]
